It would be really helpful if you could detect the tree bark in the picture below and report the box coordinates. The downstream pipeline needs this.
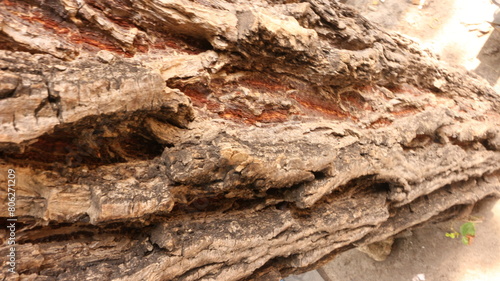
[1,0,499,280]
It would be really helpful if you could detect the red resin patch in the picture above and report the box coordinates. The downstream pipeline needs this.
[291,94,351,120]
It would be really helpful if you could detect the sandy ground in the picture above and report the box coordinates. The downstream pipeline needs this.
[286,1,500,280]
[322,197,500,281]
[284,198,500,281]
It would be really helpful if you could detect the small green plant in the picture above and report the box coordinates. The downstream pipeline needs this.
[445,222,476,245]
[445,230,459,239]
[459,222,476,245]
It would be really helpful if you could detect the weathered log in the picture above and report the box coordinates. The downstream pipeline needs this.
[0,0,499,280]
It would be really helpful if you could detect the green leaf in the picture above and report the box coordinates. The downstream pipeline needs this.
[461,235,469,245]
[460,222,475,245]
[460,222,475,236]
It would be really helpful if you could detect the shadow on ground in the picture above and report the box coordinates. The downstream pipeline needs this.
[475,28,500,87]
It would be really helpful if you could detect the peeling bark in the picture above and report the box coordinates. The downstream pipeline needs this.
[0,0,499,280]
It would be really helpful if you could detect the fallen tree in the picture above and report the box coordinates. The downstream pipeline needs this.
[0,0,499,280]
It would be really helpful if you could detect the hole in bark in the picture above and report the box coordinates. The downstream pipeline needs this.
[312,170,327,180]
[23,230,95,244]
[319,175,391,205]
[402,134,441,150]
[480,139,497,151]
[172,194,234,214]
[1,113,167,168]
[372,182,391,193]
[244,256,288,281]
[449,138,496,151]
[332,175,377,194]
[275,201,290,210]
[180,35,213,52]
[266,187,283,196]
[150,31,214,54]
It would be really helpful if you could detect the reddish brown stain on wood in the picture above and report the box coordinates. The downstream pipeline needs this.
[69,31,131,56]
[354,85,375,92]
[4,0,70,36]
[5,134,79,165]
[219,109,252,123]
[135,40,149,53]
[256,109,289,123]
[291,94,350,120]
[19,14,72,35]
[179,83,222,111]
[238,75,290,92]
[339,91,373,111]
[4,2,131,56]
[180,84,211,105]
[219,108,289,124]
[391,106,421,116]
[2,0,208,56]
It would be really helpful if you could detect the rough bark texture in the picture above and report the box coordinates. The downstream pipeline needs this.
[1,0,500,280]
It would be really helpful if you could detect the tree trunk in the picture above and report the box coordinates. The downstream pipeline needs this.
[1,0,499,280]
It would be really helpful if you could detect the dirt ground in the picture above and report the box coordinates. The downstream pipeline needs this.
[286,1,500,280]
[321,197,500,281]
